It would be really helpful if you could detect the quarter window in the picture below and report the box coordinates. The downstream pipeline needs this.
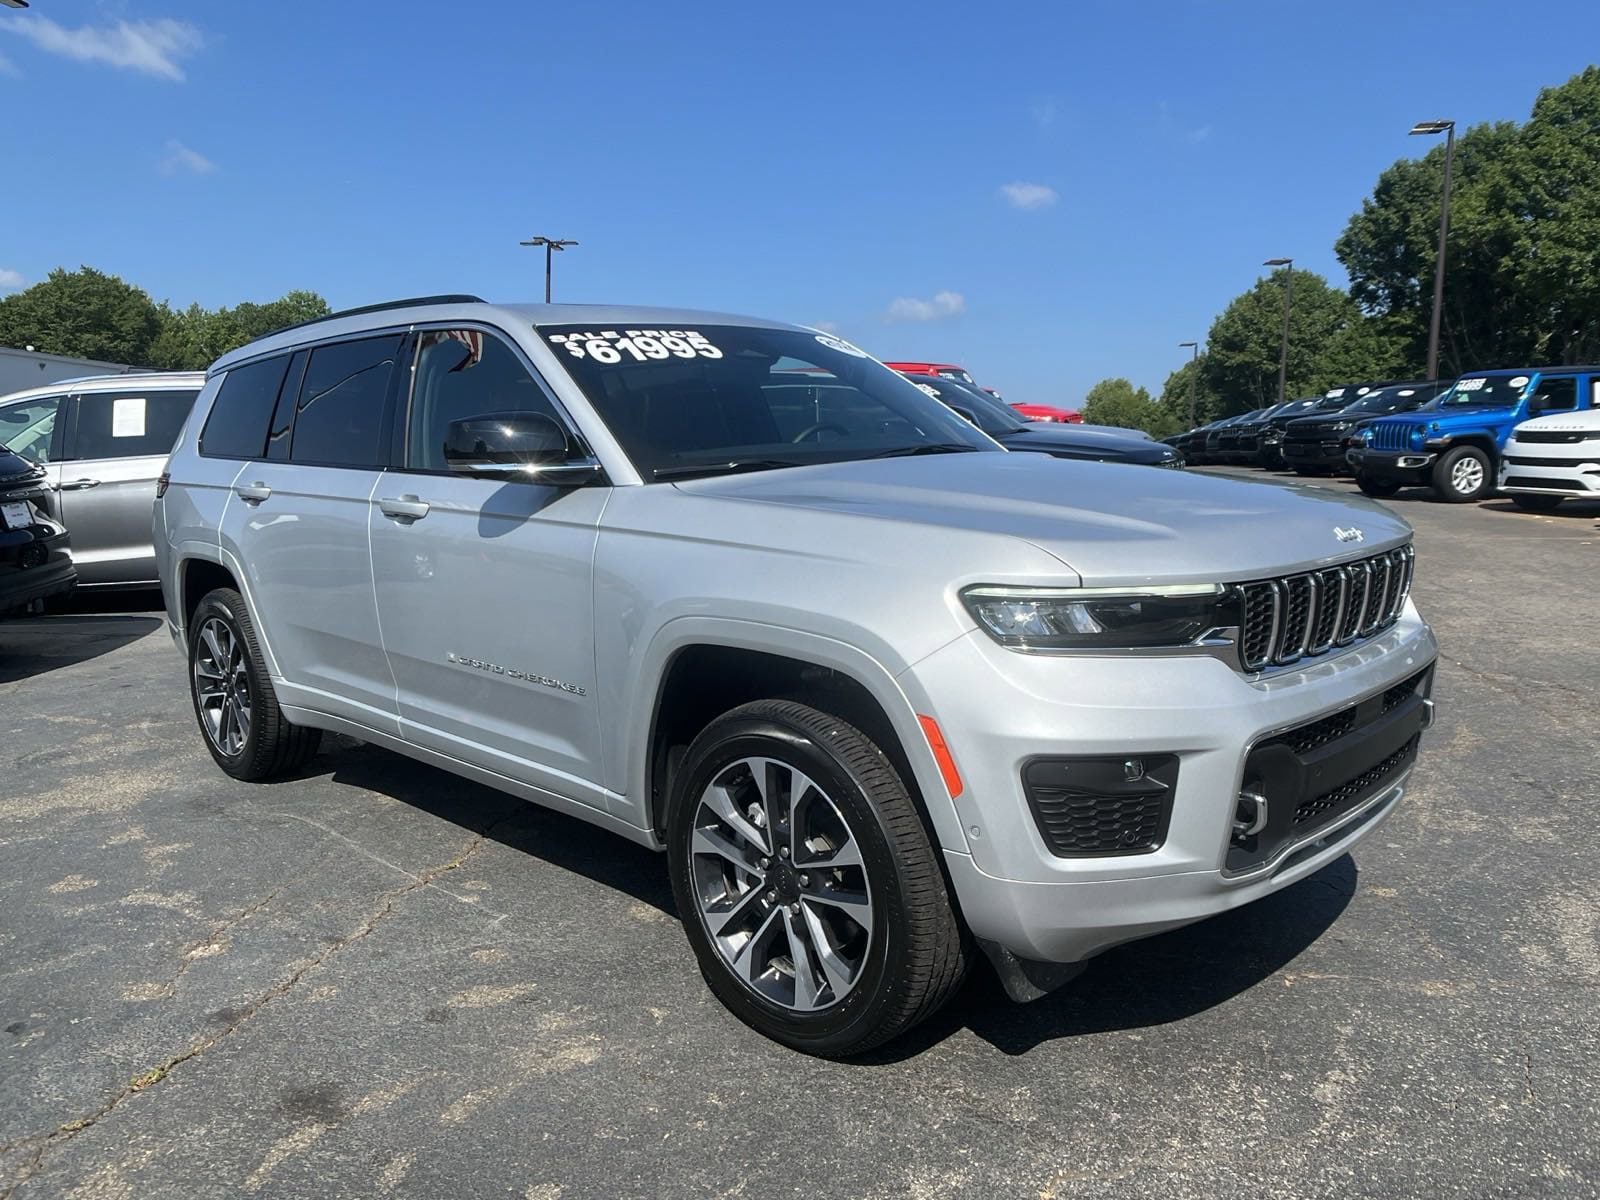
[72,390,198,461]
[0,396,63,464]
[290,336,401,468]
[404,329,567,472]
[201,357,291,460]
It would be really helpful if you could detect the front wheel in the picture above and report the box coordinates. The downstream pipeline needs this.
[188,588,321,781]
[1356,471,1401,498]
[1509,493,1564,512]
[666,699,969,1057]
[1432,446,1493,502]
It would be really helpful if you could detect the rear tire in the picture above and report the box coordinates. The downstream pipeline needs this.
[666,699,969,1057]
[188,588,321,781]
[1432,446,1493,503]
[1356,471,1401,498]
[1509,493,1564,512]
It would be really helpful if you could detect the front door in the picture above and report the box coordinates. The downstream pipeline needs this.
[367,326,607,806]
[58,387,198,584]
[0,394,67,512]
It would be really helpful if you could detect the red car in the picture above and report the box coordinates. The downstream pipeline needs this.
[882,361,977,385]
[1010,401,1082,424]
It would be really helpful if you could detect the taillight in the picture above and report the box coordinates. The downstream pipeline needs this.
[155,472,170,499]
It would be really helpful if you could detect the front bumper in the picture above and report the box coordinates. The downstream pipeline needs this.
[0,529,76,614]
[1346,448,1436,480]
[1499,446,1600,497]
[902,610,1438,964]
[1284,440,1352,469]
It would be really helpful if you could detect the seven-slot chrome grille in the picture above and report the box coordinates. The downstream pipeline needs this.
[1233,545,1415,672]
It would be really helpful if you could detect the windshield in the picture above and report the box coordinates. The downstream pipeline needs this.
[1436,375,1529,407]
[540,325,994,479]
[1342,385,1424,415]
[908,376,1025,436]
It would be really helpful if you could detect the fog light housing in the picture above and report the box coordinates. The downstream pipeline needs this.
[1021,754,1179,857]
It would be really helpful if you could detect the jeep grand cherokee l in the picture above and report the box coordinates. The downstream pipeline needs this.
[155,297,1438,1056]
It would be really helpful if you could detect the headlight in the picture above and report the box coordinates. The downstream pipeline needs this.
[1264,428,1284,442]
[962,584,1234,650]
[1410,427,1427,449]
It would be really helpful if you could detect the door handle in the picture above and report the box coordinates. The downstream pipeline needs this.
[378,495,430,522]
[59,478,102,491]
[235,483,272,505]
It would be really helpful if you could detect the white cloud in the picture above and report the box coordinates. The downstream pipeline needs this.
[999,181,1058,211]
[885,291,965,323]
[0,49,18,78]
[1031,97,1060,130]
[2,16,203,82]
[0,267,24,290]
[159,139,216,176]
[1188,124,1213,143]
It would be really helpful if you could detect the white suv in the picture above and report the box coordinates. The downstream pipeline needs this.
[1499,407,1600,509]
[155,296,1438,1055]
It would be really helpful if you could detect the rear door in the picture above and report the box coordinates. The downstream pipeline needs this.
[57,387,198,585]
[217,335,404,733]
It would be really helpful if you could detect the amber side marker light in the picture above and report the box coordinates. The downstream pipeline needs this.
[917,715,964,799]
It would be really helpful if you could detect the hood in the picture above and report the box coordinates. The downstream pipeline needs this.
[997,424,1173,464]
[0,446,45,489]
[1514,409,1600,434]
[675,452,1411,586]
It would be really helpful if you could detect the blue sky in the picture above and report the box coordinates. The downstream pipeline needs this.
[3,1,1597,403]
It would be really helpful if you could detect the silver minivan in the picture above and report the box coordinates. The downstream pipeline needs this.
[0,372,204,587]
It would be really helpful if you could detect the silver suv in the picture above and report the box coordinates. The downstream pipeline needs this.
[0,371,203,587]
[155,297,1438,1056]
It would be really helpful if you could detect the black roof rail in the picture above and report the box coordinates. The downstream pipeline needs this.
[269,294,487,339]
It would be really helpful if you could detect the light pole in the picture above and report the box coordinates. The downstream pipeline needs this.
[1263,258,1293,405]
[1410,120,1456,381]
[519,236,578,303]
[1178,341,1200,426]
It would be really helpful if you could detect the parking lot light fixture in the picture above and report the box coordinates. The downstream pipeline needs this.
[1179,341,1200,426]
[1409,120,1456,382]
[520,236,579,303]
[1263,259,1293,406]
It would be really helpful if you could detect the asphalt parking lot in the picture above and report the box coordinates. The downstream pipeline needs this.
[2,470,1598,1200]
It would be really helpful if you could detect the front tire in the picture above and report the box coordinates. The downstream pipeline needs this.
[1432,446,1493,502]
[666,699,968,1057]
[188,588,321,781]
[1509,493,1564,512]
[1356,471,1401,498]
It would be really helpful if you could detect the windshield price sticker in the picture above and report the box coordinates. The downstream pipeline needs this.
[1509,376,1530,388]
[1456,377,1487,392]
[912,382,941,399]
[814,334,869,358]
[548,329,722,364]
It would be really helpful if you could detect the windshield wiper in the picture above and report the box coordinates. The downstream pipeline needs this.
[865,443,982,459]
[653,458,803,481]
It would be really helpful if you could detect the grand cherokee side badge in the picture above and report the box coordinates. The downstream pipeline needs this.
[446,652,587,696]
[1334,526,1364,543]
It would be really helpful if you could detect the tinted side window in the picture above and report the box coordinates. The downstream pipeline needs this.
[1531,377,1577,412]
[291,336,401,468]
[201,357,290,459]
[73,390,199,460]
[404,330,566,472]
[0,396,64,464]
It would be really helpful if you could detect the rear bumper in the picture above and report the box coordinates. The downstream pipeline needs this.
[0,536,76,613]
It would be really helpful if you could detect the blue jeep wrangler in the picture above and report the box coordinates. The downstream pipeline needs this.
[1348,366,1598,502]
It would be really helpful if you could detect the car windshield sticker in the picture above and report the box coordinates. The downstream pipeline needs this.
[1456,377,1486,392]
[814,334,869,358]
[546,329,723,363]
[112,396,146,438]
[1509,376,1529,388]
[912,382,941,400]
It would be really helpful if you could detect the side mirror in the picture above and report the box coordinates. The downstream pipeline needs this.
[1526,393,1550,414]
[948,405,979,427]
[443,412,604,485]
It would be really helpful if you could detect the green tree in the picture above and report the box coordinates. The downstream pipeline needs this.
[0,267,163,364]
[1158,355,1217,426]
[1080,377,1180,436]
[149,289,332,370]
[1200,269,1397,413]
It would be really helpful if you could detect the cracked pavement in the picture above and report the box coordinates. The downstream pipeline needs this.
[2,474,1598,1199]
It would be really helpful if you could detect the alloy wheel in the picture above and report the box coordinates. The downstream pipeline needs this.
[193,617,252,756]
[689,756,873,1012]
[1450,456,1485,494]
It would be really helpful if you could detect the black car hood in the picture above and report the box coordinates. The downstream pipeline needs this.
[0,446,46,490]
[997,425,1173,464]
